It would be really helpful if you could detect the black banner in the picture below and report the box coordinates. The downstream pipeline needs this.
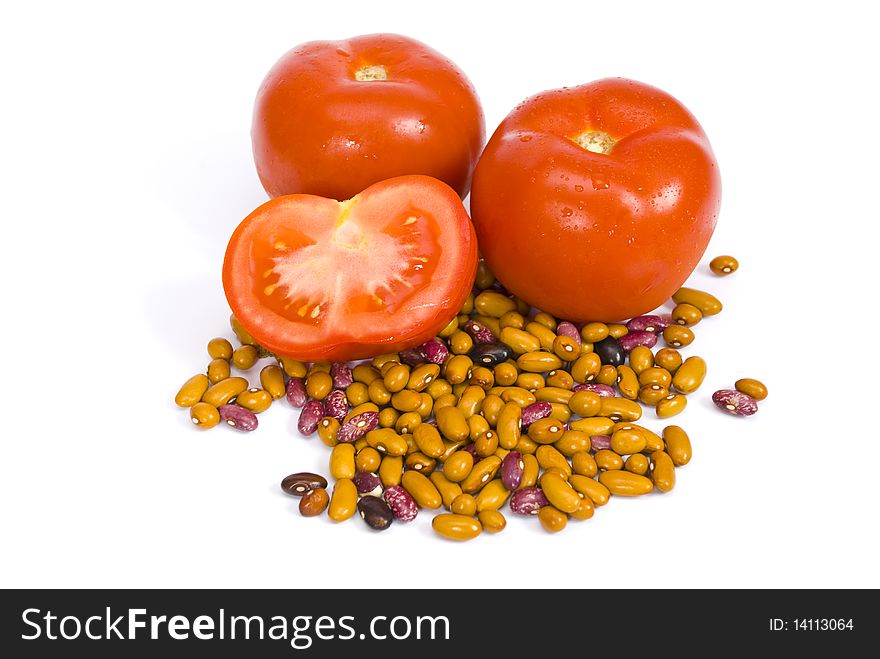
[0,589,872,655]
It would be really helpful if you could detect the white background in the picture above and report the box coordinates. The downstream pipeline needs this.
[1,0,877,589]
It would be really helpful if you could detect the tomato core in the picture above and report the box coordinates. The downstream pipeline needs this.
[571,130,616,154]
[354,64,387,81]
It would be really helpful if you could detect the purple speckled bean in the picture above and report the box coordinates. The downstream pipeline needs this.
[591,435,612,451]
[501,451,524,490]
[461,443,482,464]
[285,377,307,408]
[383,485,418,521]
[323,390,349,422]
[521,402,552,429]
[555,321,581,344]
[509,487,550,515]
[353,471,383,496]
[618,330,658,353]
[419,338,449,365]
[337,411,379,443]
[330,363,353,389]
[399,346,428,367]
[218,404,258,432]
[297,399,324,435]
[712,389,759,416]
[463,319,495,344]
[626,314,670,333]
[572,383,616,398]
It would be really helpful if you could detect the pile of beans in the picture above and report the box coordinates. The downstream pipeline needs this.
[174,256,765,540]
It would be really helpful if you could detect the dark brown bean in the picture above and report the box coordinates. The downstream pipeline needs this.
[500,451,524,490]
[358,495,394,530]
[420,338,449,365]
[509,487,550,515]
[712,389,759,416]
[399,346,428,367]
[594,337,625,366]
[626,315,670,333]
[281,472,328,496]
[337,411,379,443]
[331,362,353,389]
[521,401,553,428]
[618,330,658,353]
[323,390,349,422]
[572,383,616,398]
[218,404,258,431]
[383,485,418,521]
[470,342,513,367]
[299,488,330,516]
[297,399,324,435]
[353,471,383,496]
[463,319,495,344]
[285,377,308,408]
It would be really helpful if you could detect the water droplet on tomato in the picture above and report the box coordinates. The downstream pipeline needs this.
[562,207,573,217]
[591,177,610,191]
[336,49,350,57]
[574,185,584,192]
[520,135,532,142]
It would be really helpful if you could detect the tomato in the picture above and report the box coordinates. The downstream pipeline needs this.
[470,78,721,322]
[222,175,478,362]
[252,33,485,201]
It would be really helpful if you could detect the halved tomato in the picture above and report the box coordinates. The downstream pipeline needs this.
[223,175,478,362]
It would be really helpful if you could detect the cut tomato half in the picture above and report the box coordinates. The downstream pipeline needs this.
[223,175,478,361]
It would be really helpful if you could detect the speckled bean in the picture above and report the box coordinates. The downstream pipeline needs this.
[383,484,418,521]
[555,321,581,344]
[337,411,379,443]
[590,434,612,451]
[509,487,550,515]
[500,450,524,490]
[572,383,616,398]
[463,319,495,344]
[297,399,324,435]
[331,362,353,389]
[626,315,670,333]
[521,401,553,428]
[712,389,759,416]
[618,330,658,353]
[323,389,348,422]
[218,404,258,431]
[420,338,449,365]
[285,377,308,408]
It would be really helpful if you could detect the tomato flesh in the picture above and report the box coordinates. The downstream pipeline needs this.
[223,175,477,361]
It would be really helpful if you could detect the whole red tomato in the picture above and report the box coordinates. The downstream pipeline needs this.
[252,33,485,201]
[470,78,721,322]
[223,175,477,362]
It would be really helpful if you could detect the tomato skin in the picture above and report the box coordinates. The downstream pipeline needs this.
[252,33,485,201]
[222,175,478,362]
[470,78,721,322]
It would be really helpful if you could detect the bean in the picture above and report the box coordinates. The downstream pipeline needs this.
[616,365,640,400]
[299,488,330,517]
[399,346,427,367]
[595,365,618,386]
[229,316,257,346]
[356,447,382,473]
[554,430,590,457]
[469,366,495,390]
[278,356,307,379]
[433,406,468,442]
[175,374,210,407]
[258,365,285,400]
[430,471,463,508]
[651,450,676,492]
[189,401,220,428]
[475,479,510,511]
[526,418,565,445]
[286,377,308,408]
[639,384,669,405]
[735,378,768,400]
[500,451,524,490]
[515,435,539,455]
[218,404,258,431]
[337,410,379,444]
[432,513,482,541]
[552,335,581,361]
[514,373,543,392]
[328,479,358,521]
[317,418,340,446]
[469,342,513,368]
[611,426,647,454]
[626,315,670,333]
[534,387,573,405]
[439,317,459,338]
[391,390,422,413]
[373,353,399,369]
[568,475,610,506]
[231,345,258,370]
[409,424,442,459]
[474,291,517,318]
[531,311,556,330]
[460,456,502,493]
[473,429,498,457]
[571,353,602,383]
[712,389,758,416]
[500,327,542,355]
[593,337,625,366]
[345,382,370,406]
[569,416,615,436]
[598,470,654,496]
[628,346,654,375]
[495,403,522,450]
[599,398,642,422]
[663,326,695,348]
[671,303,703,327]
[318,389,346,422]
[365,428,408,456]
[383,363,410,393]
[414,339,446,366]
[499,311,526,330]
[379,455,404,487]
[663,425,692,466]
[654,348,683,373]
[353,471,383,496]
[445,355,473,384]
[509,487,550,515]
[328,362,353,389]
[328,443,355,480]
[403,364,439,393]
[517,351,563,373]
[384,484,418,521]
[554,320,581,343]
[656,394,687,418]
[434,393,456,411]
[673,356,707,394]
[520,402,552,428]
[538,506,568,533]
[639,367,672,388]
[545,369,574,390]
[570,496,595,521]
[536,445,571,476]
[443,450,474,483]
[709,254,739,275]
[402,470,442,509]
[281,472,328,496]
[202,376,249,408]
[456,385,486,419]
[492,362,518,387]
[590,435,611,451]
[207,358,231,384]
[608,323,628,339]
[581,322,609,343]
[672,287,723,316]
[625,453,650,475]
[451,493,477,516]
[618,330,658,354]
[478,510,507,533]
[571,451,598,477]
[405,451,436,474]
[594,449,623,471]
[463,319,495,344]
[207,337,233,360]
[378,407,399,428]
[297,399,324,435]
[572,382,615,398]
[352,363,381,384]
[540,471,580,513]
[357,495,394,530]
